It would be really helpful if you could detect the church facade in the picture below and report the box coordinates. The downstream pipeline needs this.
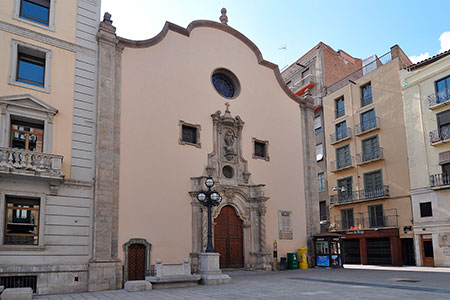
[92,11,317,285]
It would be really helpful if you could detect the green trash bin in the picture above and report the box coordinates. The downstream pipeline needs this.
[287,252,299,270]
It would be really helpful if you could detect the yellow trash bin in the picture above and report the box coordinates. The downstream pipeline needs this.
[298,248,308,269]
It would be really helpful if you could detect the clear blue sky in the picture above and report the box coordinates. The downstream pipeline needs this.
[101,0,450,68]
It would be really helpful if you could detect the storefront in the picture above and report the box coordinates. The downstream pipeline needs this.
[342,228,402,266]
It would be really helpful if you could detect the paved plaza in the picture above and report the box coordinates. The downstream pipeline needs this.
[36,266,450,300]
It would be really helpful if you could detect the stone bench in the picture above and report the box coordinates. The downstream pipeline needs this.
[1,287,32,300]
[145,258,201,289]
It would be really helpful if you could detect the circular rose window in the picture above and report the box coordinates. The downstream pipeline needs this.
[211,69,240,99]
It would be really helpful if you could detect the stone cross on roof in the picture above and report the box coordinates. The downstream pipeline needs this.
[220,8,228,25]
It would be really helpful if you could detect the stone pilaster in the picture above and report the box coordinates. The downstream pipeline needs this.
[88,13,122,291]
[299,93,320,266]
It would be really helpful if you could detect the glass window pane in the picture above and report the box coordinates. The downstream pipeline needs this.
[18,59,44,87]
[20,0,49,25]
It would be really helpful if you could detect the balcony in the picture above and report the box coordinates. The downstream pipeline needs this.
[333,208,398,231]
[356,147,384,165]
[329,185,390,205]
[355,117,380,136]
[430,173,450,189]
[428,88,450,110]
[0,147,64,180]
[330,156,354,172]
[287,74,317,96]
[330,127,352,145]
[429,126,450,145]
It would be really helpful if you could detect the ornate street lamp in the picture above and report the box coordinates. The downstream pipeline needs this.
[197,177,222,253]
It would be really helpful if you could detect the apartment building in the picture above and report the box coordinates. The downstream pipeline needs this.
[324,45,414,266]
[282,43,362,239]
[401,50,450,266]
[0,0,103,295]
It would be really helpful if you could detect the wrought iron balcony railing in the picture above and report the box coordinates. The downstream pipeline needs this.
[329,185,389,205]
[429,126,450,145]
[356,147,384,165]
[355,117,380,135]
[330,156,354,172]
[428,87,450,108]
[430,173,450,187]
[0,147,64,179]
[330,127,352,144]
[333,208,398,231]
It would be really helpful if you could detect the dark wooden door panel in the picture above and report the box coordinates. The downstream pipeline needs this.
[214,206,243,268]
[128,244,146,280]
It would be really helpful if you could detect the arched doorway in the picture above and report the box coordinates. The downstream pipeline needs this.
[214,205,244,268]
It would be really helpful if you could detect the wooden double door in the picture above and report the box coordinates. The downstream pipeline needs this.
[214,205,244,268]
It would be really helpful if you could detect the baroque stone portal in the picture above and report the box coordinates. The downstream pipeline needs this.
[190,104,271,271]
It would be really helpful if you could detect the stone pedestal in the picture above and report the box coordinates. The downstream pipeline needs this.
[198,253,231,285]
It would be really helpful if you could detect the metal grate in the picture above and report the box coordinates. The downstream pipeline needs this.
[0,276,37,293]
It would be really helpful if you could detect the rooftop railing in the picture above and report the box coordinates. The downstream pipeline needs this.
[326,51,392,95]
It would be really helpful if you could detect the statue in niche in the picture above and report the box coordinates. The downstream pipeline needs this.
[223,130,236,161]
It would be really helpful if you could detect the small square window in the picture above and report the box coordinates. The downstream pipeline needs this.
[20,0,50,26]
[420,202,432,218]
[182,125,197,144]
[179,121,200,148]
[9,40,51,92]
[253,138,269,161]
[5,196,40,245]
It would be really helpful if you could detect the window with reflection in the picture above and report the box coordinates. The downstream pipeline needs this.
[5,196,40,245]
[10,120,44,152]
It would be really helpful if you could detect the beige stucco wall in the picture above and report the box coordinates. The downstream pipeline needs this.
[324,58,412,237]
[401,54,450,266]
[0,31,75,177]
[118,26,307,264]
[0,0,77,43]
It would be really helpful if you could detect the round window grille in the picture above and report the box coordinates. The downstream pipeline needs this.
[211,69,240,99]
[222,165,234,178]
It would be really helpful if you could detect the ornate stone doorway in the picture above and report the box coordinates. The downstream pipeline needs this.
[214,205,244,268]
[190,105,271,271]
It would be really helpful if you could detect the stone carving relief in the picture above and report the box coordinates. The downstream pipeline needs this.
[223,130,236,161]
[439,232,450,247]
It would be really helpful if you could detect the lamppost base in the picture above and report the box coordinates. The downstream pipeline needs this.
[198,252,232,285]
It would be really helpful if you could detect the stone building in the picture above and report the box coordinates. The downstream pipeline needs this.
[323,45,415,266]
[0,0,101,295]
[400,50,450,266]
[94,10,316,283]
[281,43,363,239]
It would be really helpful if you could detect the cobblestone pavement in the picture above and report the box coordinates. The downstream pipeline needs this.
[36,266,450,300]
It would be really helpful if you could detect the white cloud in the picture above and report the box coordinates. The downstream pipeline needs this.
[439,31,450,53]
[409,31,450,63]
[409,52,431,64]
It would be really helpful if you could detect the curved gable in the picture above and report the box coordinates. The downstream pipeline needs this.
[118,20,310,106]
